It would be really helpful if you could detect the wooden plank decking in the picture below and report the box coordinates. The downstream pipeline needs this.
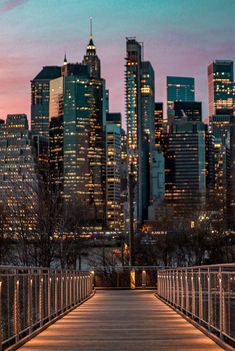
[19,290,224,351]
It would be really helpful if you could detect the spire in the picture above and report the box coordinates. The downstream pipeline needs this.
[90,16,93,40]
[88,17,95,48]
[63,51,67,65]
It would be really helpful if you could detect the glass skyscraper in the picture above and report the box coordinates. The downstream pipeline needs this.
[154,103,163,147]
[31,66,61,139]
[208,60,235,116]
[106,113,122,230]
[0,115,37,233]
[49,35,107,225]
[125,38,157,225]
[125,38,143,225]
[165,119,206,218]
[167,76,195,119]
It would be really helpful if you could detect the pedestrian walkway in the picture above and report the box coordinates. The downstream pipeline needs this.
[19,290,224,351]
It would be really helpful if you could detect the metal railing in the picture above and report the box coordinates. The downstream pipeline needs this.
[0,266,94,350]
[92,266,160,288]
[158,264,235,347]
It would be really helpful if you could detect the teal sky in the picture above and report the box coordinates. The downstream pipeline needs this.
[1,0,235,122]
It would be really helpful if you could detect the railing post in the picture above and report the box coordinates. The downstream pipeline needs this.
[76,274,79,303]
[142,270,146,289]
[86,274,88,297]
[0,279,3,351]
[69,272,72,307]
[169,272,172,302]
[130,268,135,289]
[55,274,58,315]
[208,268,212,331]
[65,272,68,309]
[185,271,189,315]
[27,271,33,334]
[79,274,81,302]
[85,275,88,298]
[61,273,64,312]
[198,269,203,323]
[191,269,195,316]
[180,270,184,309]
[48,271,51,320]
[39,273,43,327]
[81,275,84,301]
[176,271,179,307]
[219,267,225,339]
[73,272,75,305]
[83,274,86,299]
[13,271,20,343]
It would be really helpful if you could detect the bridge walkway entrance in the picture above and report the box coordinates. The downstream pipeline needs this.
[18,290,224,351]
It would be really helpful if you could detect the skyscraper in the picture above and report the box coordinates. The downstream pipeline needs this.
[82,18,101,79]
[173,101,202,122]
[208,60,235,116]
[106,113,122,230]
[141,61,155,137]
[63,66,106,222]
[167,76,195,120]
[0,115,37,233]
[125,38,143,225]
[154,103,164,147]
[229,114,235,229]
[165,119,206,218]
[207,61,235,226]
[48,31,107,225]
[49,76,64,190]
[31,66,61,139]
[141,61,155,221]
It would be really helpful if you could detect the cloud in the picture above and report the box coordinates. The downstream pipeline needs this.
[0,0,28,12]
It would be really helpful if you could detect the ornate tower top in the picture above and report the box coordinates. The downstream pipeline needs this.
[83,18,100,78]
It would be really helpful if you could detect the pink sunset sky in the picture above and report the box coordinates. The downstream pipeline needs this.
[0,0,235,126]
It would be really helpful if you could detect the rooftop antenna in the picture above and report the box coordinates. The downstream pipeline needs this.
[90,16,93,39]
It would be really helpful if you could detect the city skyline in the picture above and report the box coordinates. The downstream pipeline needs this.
[1,0,235,124]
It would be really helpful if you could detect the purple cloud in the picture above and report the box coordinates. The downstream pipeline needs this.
[0,0,28,12]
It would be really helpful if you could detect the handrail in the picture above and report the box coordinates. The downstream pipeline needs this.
[0,266,94,350]
[158,263,235,270]
[157,264,235,348]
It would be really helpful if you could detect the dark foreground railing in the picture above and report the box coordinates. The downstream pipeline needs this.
[92,266,160,288]
[0,266,94,350]
[158,264,235,347]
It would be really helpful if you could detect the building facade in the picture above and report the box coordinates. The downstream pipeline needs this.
[0,115,38,234]
[31,66,61,139]
[165,120,206,217]
[125,38,143,225]
[106,113,122,230]
[208,60,235,116]
[167,76,195,121]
